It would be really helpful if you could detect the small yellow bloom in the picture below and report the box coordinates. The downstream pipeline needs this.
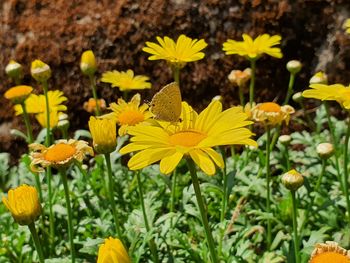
[344,19,350,34]
[101,69,151,91]
[83,98,106,113]
[89,117,117,154]
[120,100,257,175]
[251,102,294,126]
[80,50,97,76]
[223,34,283,60]
[4,85,33,104]
[302,83,350,109]
[97,237,130,263]
[143,34,207,68]
[228,68,251,87]
[308,241,350,263]
[2,185,42,225]
[29,139,93,172]
[5,60,23,80]
[31,59,51,82]
[309,71,328,84]
[103,94,152,136]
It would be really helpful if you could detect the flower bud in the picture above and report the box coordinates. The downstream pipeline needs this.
[97,237,130,263]
[309,71,328,85]
[89,117,117,154]
[316,143,334,159]
[292,92,303,103]
[31,60,51,83]
[57,119,70,131]
[281,169,304,191]
[286,60,302,74]
[278,135,292,146]
[2,185,42,225]
[211,95,222,102]
[80,50,97,76]
[58,113,69,121]
[5,60,23,80]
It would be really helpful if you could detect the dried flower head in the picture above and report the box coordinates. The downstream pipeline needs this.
[83,98,107,113]
[228,68,252,87]
[309,241,350,263]
[252,102,295,126]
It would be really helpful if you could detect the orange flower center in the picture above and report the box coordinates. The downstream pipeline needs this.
[44,143,76,162]
[4,85,33,100]
[310,252,350,263]
[169,131,207,147]
[118,110,145,126]
[258,102,281,113]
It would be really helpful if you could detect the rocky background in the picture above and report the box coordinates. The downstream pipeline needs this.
[1,0,350,156]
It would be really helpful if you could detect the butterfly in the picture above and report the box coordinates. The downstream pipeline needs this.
[150,82,182,122]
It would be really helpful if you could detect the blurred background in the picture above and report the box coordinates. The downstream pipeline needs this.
[1,0,350,156]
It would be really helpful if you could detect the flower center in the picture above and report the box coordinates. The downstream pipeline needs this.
[310,252,350,263]
[118,110,145,126]
[258,102,281,113]
[44,143,76,162]
[5,86,32,99]
[169,131,207,147]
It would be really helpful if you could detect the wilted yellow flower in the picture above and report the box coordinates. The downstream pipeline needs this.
[120,100,257,175]
[309,71,328,85]
[281,169,304,191]
[97,237,130,263]
[5,60,23,80]
[31,59,51,82]
[103,94,152,136]
[344,19,350,34]
[89,117,117,154]
[2,185,42,225]
[14,90,67,115]
[302,83,350,109]
[228,68,251,87]
[252,102,294,126]
[83,98,106,113]
[308,241,350,263]
[29,139,93,172]
[80,50,97,76]
[4,85,33,104]
[143,34,207,68]
[223,34,283,60]
[101,69,151,91]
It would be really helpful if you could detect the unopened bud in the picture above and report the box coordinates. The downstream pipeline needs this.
[281,169,304,191]
[212,95,222,102]
[278,135,292,146]
[316,143,334,159]
[292,92,303,103]
[286,60,302,75]
[5,60,23,80]
[57,119,70,131]
[80,50,97,76]
[58,113,69,121]
[31,60,51,83]
[309,71,328,85]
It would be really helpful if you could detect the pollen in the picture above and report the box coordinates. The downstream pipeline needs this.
[44,143,76,162]
[309,252,350,263]
[169,131,207,147]
[118,110,145,126]
[258,102,281,113]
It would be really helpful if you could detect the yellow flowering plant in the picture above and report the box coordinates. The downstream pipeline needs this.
[97,237,130,263]
[344,18,350,34]
[80,50,97,76]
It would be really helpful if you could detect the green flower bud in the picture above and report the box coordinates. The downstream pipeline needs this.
[31,60,51,83]
[281,169,304,191]
[286,60,302,74]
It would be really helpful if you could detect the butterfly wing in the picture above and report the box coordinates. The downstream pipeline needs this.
[150,82,182,122]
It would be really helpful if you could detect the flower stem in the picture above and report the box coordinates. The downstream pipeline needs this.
[28,223,45,263]
[266,126,272,250]
[173,66,180,84]
[59,169,76,263]
[219,148,228,258]
[283,73,296,105]
[170,169,177,228]
[238,86,245,106]
[186,158,219,263]
[284,145,291,171]
[89,74,101,116]
[42,80,51,146]
[291,190,300,263]
[249,59,256,108]
[136,171,159,263]
[20,102,34,143]
[315,159,326,193]
[104,154,123,239]
[343,118,350,227]
[46,166,55,256]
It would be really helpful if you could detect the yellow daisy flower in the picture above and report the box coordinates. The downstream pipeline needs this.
[83,98,106,113]
[14,90,67,115]
[344,19,350,34]
[88,117,117,154]
[29,139,93,172]
[251,102,295,126]
[103,93,153,136]
[308,241,350,263]
[302,83,350,109]
[142,34,207,67]
[120,100,257,175]
[97,237,130,263]
[4,85,33,104]
[222,34,283,60]
[101,69,151,91]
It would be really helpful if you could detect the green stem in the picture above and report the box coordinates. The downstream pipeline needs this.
[136,171,159,263]
[284,145,291,171]
[42,80,51,146]
[28,223,45,263]
[219,148,228,258]
[238,86,245,106]
[170,170,177,228]
[249,59,256,107]
[283,73,296,105]
[20,102,34,143]
[89,74,101,116]
[343,119,350,226]
[46,167,54,256]
[173,66,180,84]
[187,158,219,263]
[315,159,326,193]
[104,154,123,239]
[266,126,272,250]
[299,101,315,130]
[291,190,300,263]
[60,169,76,263]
